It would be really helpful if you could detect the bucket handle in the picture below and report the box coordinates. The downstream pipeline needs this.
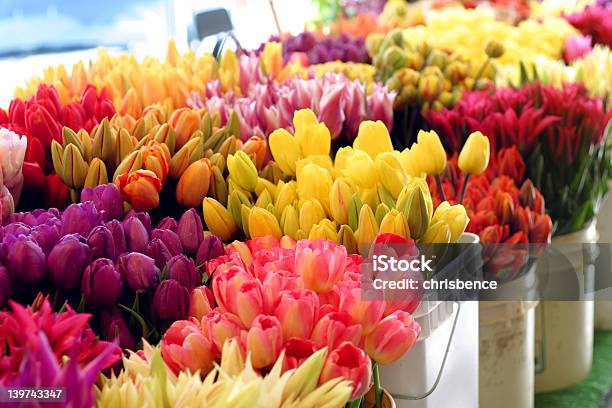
[393,301,461,401]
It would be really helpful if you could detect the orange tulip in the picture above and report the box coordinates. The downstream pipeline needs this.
[140,141,170,184]
[168,108,200,149]
[176,158,212,208]
[241,135,268,170]
[115,169,162,211]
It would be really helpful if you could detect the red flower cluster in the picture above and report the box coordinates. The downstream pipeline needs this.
[565,5,612,47]
[0,296,121,383]
[0,84,115,209]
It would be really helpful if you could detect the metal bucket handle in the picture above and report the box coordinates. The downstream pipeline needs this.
[393,301,462,400]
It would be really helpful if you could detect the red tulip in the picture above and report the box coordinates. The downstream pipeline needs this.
[282,337,317,371]
[319,342,372,400]
[44,173,71,210]
[25,103,61,148]
[61,103,86,131]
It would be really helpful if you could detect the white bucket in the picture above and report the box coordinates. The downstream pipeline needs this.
[479,263,538,408]
[595,190,612,329]
[534,222,598,392]
[379,233,480,408]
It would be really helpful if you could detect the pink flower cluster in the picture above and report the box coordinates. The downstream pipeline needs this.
[190,72,394,143]
[160,236,420,399]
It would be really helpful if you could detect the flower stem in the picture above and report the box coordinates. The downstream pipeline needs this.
[373,361,382,408]
[435,174,447,203]
[472,57,490,91]
[459,174,471,204]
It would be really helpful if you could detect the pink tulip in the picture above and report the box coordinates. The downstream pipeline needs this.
[262,269,304,307]
[319,341,372,400]
[339,287,385,335]
[201,309,245,356]
[234,279,267,327]
[246,315,283,369]
[368,83,396,131]
[563,35,593,63]
[0,127,27,204]
[274,288,319,339]
[310,310,362,350]
[189,286,215,321]
[294,239,347,293]
[225,240,254,264]
[365,310,420,365]
[211,265,256,313]
[247,235,281,253]
[160,320,215,375]
[283,337,317,371]
[318,83,346,139]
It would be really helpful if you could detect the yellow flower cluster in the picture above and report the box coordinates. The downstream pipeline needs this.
[311,62,376,89]
[401,7,579,76]
[96,339,352,408]
[529,0,596,17]
[574,45,612,99]
[202,109,472,251]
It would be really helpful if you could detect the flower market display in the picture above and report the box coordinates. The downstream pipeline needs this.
[1,0,611,407]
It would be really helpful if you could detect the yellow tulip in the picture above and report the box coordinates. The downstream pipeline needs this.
[296,163,333,214]
[248,207,283,238]
[432,201,469,242]
[330,177,356,225]
[280,205,300,239]
[458,131,490,175]
[419,220,451,244]
[375,152,406,199]
[379,209,410,238]
[353,120,394,159]
[411,130,447,176]
[293,109,331,156]
[202,197,238,241]
[298,199,327,235]
[227,151,258,192]
[357,204,379,253]
[308,219,338,241]
[269,128,301,176]
[341,150,378,189]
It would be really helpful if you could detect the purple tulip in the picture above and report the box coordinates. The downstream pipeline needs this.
[0,265,11,307]
[3,222,31,237]
[7,236,46,284]
[61,202,102,237]
[30,222,61,255]
[151,228,182,256]
[153,279,189,320]
[156,216,178,232]
[105,220,126,257]
[47,234,92,289]
[81,258,121,307]
[196,235,224,267]
[167,254,198,290]
[87,226,116,260]
[125,211,152,235]
[177,208,204,254]
[123,216,149,253]
[81,183,124,222]
[99,307,135,351]
[144,238,173,270]
[117,252,160,293]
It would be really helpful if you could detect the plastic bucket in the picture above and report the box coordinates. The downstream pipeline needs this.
[379,233,480,408]
[534,222,598,392]
[595,191,612,329]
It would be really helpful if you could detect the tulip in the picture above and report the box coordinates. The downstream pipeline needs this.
[176,158,211,208]
[81,258,121,307]
[269,128,300,176]
[91,118,116,167]
[420,220,452,244]
[161,320,215,375]
[153,279,189,320]
[87,225,116,260]
[117,252,160,293]
[283,338,318,372]
[330,178,355,225]
[248,207,282,239]
[432,201,469,242]
[356,204,378,252]
[274,288,319,339]
[365,310,420,365]
[80,183,124,222]
[29,222,60,255]
[167,254,198,290]
[379,209,410,239]
[212,264,255,313]
[144,238,173,270]
[195,235,225,267]
[458,131,490,175]
[61,201,102,237]
[339,287,386,335]
[105,219,126,257]
[189,285,215,321]
[201,309,245,356]
[122,216,149,253]
[298,199,326,235]
[375,152,406,199]
[246,314,283,369]
[177,208,204,254]
[202,197,238,241]
[116,169,161,212]
[47,234,92,289]
[25,103,61,148]
[341,149,378,189]
[353,120,394,160]
[157,216,178,232]
[233,279,267,328]
[150,228,182,257]
[0,128,27,199]
[140,141,170,184]
[168,108,200,149]
[297,163,333,213]
[310,310,362,350]
[320,342,372,400]
[168,136,202,180]
[99,307,136,351]
[412,130,446,176]
[0,265,11,307]
[0,186,15,222]
[295,239,347,293]
[227,151,258,192]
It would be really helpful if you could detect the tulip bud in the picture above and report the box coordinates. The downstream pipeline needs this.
[169,136,202,180]
[366,311,420,365]
[338,225,358,254]
[354,120,394,160]
[298,199,326,235]
[7,236,46,284]
[153,279,189,320]
[375,152,406,199]
[246,315,283,369]
[177,208,204,254]
[379,209,410,239]
[485,40,505,58]
[105,219,126,256]
[308,219,338,242]
[432,201,469,242]
[117,252,160,293]
[357,204,378,252]
[280,205,300,239]
[189,285,214,321]
[241,135,268,170]
[153,123,176,155]
[420,220,451,244]
[255,189,273,208]
[30,222,60,255]
[123,216,149,253]
[201,310,244,356]
[91,118,116,166]
[176,158,211,208]
[115,169,162,211]
[113,150,143,182]
[311,310,362,350]
[144,238,173,270]
[330,178,355,225]
[167,254,198,290]
[320,342,372,400]
[227,151,258,193]
[202,197,238,241]
[249,207,282,239]
[82,258,121,307]
[62,143,89,189]
[83,158,108,189]
[50,140,64,176]
[48,234,92,289]
[269,129,301,177]
[161,319,214,375]
[169,108,200,149]
[458,131,490,175]
[61,201,102,238]
[295,239,347,293]
[274,288,319,340]
[196,235,225,267]
[275,181,298,212]
[116,128,135,164]
[209,165,228,206]
[99,307,135,351]
[87,225,116,260]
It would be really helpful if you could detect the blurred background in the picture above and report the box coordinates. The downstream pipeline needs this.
[0,0,317,105]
